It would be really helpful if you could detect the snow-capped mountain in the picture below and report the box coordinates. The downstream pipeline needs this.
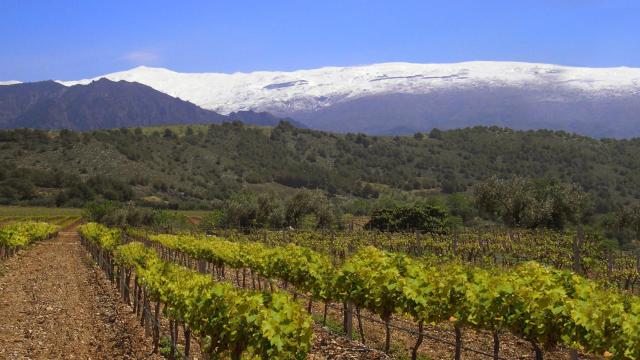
[0,81,21,86]
[57,61,640,137]
[60,62,640,113]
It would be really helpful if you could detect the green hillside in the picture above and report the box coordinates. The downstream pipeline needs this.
[1,122,639,212]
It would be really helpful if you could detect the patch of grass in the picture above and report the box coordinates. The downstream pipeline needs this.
[159,335,176,358]
[395,352,431,360]
[139,124,212,137]
[176,209,211,218]
[159,334,189,359]
[138,123,270,137]
[312,314,344,335]
[311,313,362,339]
[0,206,82,217]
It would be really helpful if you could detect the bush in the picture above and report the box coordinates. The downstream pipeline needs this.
[217,190,342,230]
[200,209,225,234]
[474,176,591,229]
[83,201,119,222]
[366,204,447,233]
[83,202,171,229]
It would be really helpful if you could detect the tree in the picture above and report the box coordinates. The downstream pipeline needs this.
[446,193,478,224]
[441,174,466,194]
[603,203,640,248]
[366,204,447,233]
[223,192,259,229]
[285,189,340,229]
[163,128,177,139]
[429,128,443,139]
[200,209,224,234]
[274,120,295,132]
[474,176,591,229]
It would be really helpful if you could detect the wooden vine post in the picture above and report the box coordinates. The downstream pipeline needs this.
[572,224,584,275]
[343,301,353,339]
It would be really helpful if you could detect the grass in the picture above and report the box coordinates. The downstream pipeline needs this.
[139,123,212,136]
[159,335,184,359]
[396,352,432,360]
[0,206,83,217]
[138,123,271,137]
[0,205,218,222]
[312,313,351,337]
[176,209,211,218]
[0,205,211,218]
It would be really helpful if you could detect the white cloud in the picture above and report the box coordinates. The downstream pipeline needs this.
[121,50,160,64]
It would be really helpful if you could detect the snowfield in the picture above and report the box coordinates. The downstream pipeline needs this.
[0,81,22,86]
[58,61,640,115]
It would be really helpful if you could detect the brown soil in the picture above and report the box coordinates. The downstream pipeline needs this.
[220,271,593,360]
[310,324,389,360]
[0,230,160,360]
[304,298,593,360]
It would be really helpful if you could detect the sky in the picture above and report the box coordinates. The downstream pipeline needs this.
[2,0,640,81]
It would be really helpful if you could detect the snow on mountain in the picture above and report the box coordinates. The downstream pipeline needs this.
[59,61,640,115]
[0,81,21,86]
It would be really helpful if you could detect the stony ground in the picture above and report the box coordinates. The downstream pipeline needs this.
[0,230,160,360]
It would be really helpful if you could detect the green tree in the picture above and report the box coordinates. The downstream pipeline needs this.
[603,203,640,249]
[223,192,259,229]
[366,204,447,232]
[474,176,590,229]
[285,190,340,229]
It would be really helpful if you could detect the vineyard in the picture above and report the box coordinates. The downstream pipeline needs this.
[3,215,640,359]
[0,221,59,259]
[72,224,640,359]
[215,228,640,293]
[3,4,640,360]
[0,211,82,260]
[0,218,163,359]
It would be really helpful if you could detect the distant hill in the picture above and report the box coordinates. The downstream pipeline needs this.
[0,79,293,131]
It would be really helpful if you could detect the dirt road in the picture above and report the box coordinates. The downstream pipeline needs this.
[0,230,160,359]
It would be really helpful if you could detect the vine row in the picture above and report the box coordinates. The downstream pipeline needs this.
[0,221,58,260]
[79,223,313,360]
[131,229,640,359]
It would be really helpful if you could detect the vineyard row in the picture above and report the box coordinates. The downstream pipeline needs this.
[79,223,313,360]
[126,227,640,360]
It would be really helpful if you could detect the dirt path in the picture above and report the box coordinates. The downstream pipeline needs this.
[0,230,160,360]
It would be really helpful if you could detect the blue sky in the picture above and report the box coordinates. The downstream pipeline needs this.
[2,0,639,81]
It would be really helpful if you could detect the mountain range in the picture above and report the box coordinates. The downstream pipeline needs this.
[0,79,295,131]
[3,61,640,137]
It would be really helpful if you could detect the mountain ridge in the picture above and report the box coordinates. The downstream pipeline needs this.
[51,61,640,138]
[59,61,640,111]
[0,79,297,131]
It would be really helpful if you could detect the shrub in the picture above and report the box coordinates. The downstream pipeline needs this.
[366,204,447,233]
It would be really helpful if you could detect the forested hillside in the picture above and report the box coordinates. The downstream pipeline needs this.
[0,123,638,212]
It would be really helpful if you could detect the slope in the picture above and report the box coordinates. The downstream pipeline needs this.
[0,79,291,131]
[0,124,638,211]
